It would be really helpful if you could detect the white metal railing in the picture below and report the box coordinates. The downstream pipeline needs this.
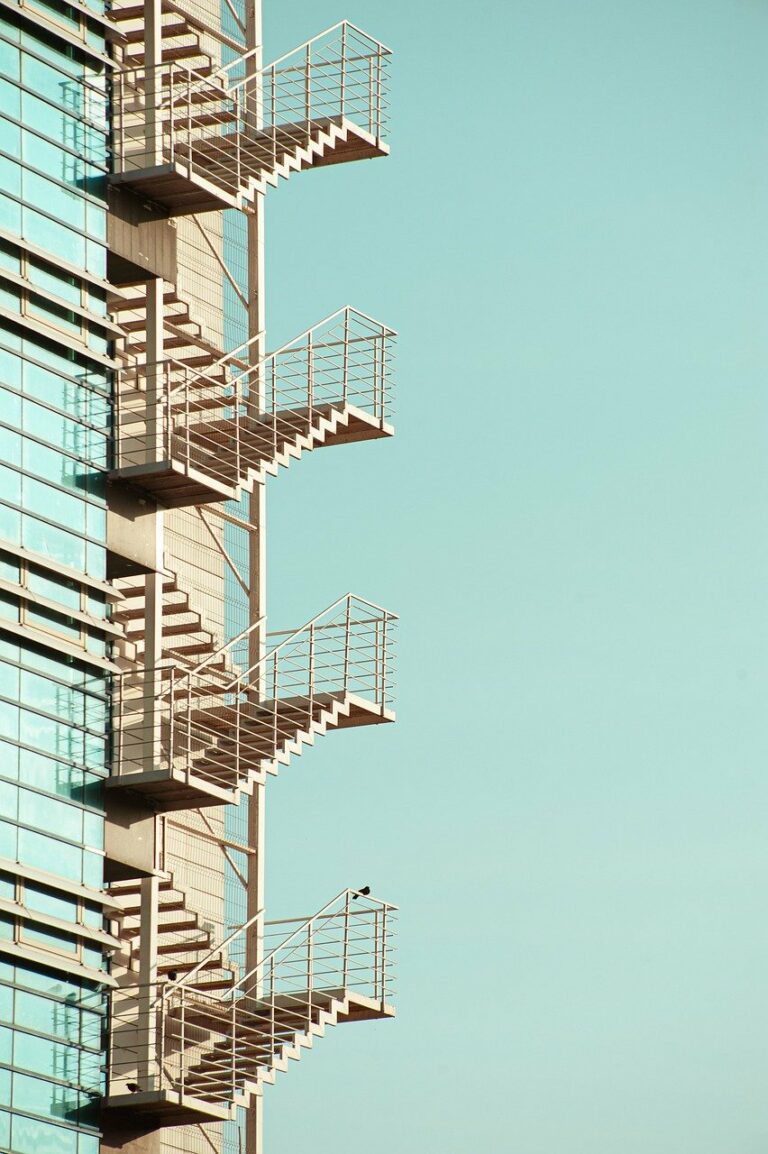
[112,22,391,203]
[112,594,397,798]
[107,888,396,1107]
[113,307,396,493]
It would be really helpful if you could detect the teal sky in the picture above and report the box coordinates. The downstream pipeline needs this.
[261,2,768,1150]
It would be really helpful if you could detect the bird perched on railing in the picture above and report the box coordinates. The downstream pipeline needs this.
[353,885,371,899]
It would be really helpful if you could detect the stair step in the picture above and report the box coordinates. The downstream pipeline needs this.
[172,111,239,131]
[124,44,207,65]
[109,875,174,899]
[123,20,191,43]
[123,915,199,937]
[114,598,192,623]
[119,896,186,917]
[157,954,224,975]
[166,639,217,657]
[109,292,181,313]
[158,935,210,956]
[121,314,193,333]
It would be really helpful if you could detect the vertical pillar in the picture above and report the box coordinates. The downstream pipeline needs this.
[244,5,265,1151]
[137,874,160,1090]
[144,0,163,167]
[142,277,164,772]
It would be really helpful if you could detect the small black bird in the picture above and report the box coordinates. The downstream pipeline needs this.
[126,1083,140,1094]
[167,971,178,982]
[353,885,371,899]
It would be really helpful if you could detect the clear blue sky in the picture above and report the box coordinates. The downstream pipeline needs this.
[261,2,768,1150]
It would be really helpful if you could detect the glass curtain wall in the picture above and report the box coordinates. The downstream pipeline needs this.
[0,6,110,1153]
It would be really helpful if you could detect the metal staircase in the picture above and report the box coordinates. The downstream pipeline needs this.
[110,21,391,215]
[111,307,395,507]
[109,593,397,810]
[105,888,396,1125]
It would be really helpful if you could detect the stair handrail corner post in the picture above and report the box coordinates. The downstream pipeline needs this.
[306,328,314,418]
[380,905,390,1007]
[340,21,347,119]
[304,41,312,124]
[341,888,351,989]
[342,308,350,406]
[381,612,390,710]
[306,922,314,1023]
[378,44,384,141]
[342,594,352,692]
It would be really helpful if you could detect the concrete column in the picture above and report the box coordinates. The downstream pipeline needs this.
[144,0,163,167]
[137,874,160,1091]
[141,278,165,773]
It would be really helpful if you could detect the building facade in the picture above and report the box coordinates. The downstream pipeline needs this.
[0,3,396,1153]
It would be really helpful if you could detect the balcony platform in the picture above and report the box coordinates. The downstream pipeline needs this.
[103,1087,233,1127]
[109,457,238,508]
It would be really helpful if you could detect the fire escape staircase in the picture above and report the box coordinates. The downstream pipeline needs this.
[105,888,396,1126]
[109,16,391,216]
[108,593,397,811]
[111,306,395,507]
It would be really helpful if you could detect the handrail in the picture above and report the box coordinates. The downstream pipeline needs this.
[142,20,390,117]
[212,887,392,1001]
[161,905,264,996]
[188,613,265,678]
[227,21,392,97]
[186,306,395,404]
[217,593,397,694]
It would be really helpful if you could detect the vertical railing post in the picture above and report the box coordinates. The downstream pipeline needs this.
[306,923,313,1025]
[306,332,314,420]
[305,44,311,123]
[271,651,278,763]
[271,358,278,458]
[375,48,383,140]
[234,375,242,488]
[184,668,194,783]
[373,619,381,706]
[376,332,385,422]
[235,676,242,789]
[235,88,242,194]
[271,67,277,168]
[342,890,351,990]
[340,23,347,119]
[308,623,315,713]
[183,371,190,471]
[373,908,381,1001]
[380,614,389,710]
[342,310,350,406]
[179,990,186,1096]
[157,986,166,1087]
[379,905,388,1006]
[230,997,237,1102]
[269,956,276,1065]
[343,596,351,693]
[165,668,174,784]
